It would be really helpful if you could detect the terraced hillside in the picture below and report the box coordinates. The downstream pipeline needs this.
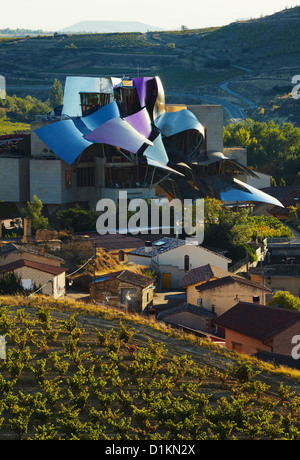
[0,6,299,122]
[0,295,300,440]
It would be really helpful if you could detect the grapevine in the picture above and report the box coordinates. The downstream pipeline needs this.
[0,301,299,440]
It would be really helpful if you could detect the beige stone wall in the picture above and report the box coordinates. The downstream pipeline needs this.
[269,277,300,298]
[186,279,217,305]
[198,281,268,317]
[90,278,154,312]
[29,159,63,204]
[30,121,57,157]
[0,158,24,202]
[14,266,54,296]
[250,273,300,298]
[187,105,223,153]
[141,285,154,311]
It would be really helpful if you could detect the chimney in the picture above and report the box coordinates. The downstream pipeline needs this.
[253,295,260,303]
[145,241,152,253]
[22,218,32,243]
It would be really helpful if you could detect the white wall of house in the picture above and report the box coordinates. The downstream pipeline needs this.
[13,266,65,298]
[128,244,230,289]
[153,244,230,271]
[52,272,66,298]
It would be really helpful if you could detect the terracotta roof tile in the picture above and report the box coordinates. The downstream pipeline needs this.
[181,264,232,288]
[0,259,66,276]
[215,301,300,341]
[93,269,153,288]
[0,242,64,261]
[195,275,272,293]
[249,264,300,277]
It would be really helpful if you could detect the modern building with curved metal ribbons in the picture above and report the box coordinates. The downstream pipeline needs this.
[32,74,283,210]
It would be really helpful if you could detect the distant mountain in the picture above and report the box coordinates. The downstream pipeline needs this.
[60,21,164,33]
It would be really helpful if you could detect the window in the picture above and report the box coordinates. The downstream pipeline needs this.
[22,279,32,290]
[184,255,190,272]
[80,92,111,116]
[77,167,95,187]
[65,169,72,188]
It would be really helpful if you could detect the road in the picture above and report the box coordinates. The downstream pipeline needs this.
[153,290,186,312]
[219,81,257,109]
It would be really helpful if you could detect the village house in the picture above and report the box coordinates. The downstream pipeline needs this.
[156,303,217,336]
[0,242,66,298]
[127,237,231,289]
[78,231,156,263]
[0,258,66,298]
[89,269,154,312]
[249,264,300,298]
[0,242,65,268]
[215,301,300,357]
[181,263,232,305]
[195,275,272,318]
[156,274,271,334]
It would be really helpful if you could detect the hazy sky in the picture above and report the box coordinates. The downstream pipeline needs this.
[1,0,299,31]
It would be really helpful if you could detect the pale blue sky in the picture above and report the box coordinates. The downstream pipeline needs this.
[1,0,299,31]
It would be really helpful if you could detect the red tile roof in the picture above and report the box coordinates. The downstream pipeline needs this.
[76,232,145,250]
[215,302,300,342]
[92,269,154,288]
[0,259,66,276]
[181,264,232,288]
[195,275,272,293]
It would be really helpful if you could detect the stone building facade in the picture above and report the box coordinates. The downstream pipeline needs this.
[90,269,154,312]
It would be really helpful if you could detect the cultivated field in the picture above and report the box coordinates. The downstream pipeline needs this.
[0,295,300,440]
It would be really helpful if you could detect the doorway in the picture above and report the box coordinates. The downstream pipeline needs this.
[162,273,171,289]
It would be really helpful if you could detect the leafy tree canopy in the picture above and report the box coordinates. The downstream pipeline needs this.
[54,204,98,232]
[203,198,294,262]
[268,290,300,311]
[223,119,300,184]
[21,194,49,233]
[47,78,63,108]
[0,94,50,122]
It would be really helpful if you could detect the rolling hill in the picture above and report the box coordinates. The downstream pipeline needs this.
[0,6,299,125]
[60,21,164,33]
[0,294,300,440]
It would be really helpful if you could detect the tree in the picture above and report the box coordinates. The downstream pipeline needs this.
[267,291,300,311]
[223,119,300,184]
[48,79,63,108]
[54,204,98,232]
[21,195,49,233]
